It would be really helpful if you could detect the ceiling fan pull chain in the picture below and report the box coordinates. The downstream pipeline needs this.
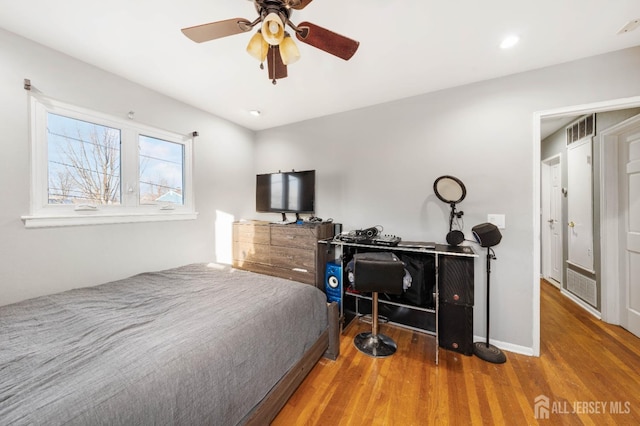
[270,46,278,85]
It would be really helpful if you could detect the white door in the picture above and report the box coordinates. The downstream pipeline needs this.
[621,127,640,337]
[567,138,594,272]
[541,157,563,287]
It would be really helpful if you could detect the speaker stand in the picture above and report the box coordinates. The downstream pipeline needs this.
[474,247,507,364]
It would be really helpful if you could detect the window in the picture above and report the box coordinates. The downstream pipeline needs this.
[23,95,196,228]
[47,113,122,205]
[138,135,184,206]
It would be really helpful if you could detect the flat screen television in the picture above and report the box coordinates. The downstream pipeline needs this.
[256,170,315,219]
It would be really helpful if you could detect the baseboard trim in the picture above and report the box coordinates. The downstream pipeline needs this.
[473,335,535,357]
[560,288,601,319]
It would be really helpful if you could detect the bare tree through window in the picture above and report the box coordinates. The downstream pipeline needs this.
[47,113,121,205]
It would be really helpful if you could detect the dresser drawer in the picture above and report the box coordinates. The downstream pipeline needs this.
[270,246,316,272]
[269,267,315,285]
[270,226,318,249]
[233,222,270,245]
[233,241,270,265]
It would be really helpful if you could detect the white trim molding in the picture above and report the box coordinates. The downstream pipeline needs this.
[22,211,198,229]
[598,112,640,325]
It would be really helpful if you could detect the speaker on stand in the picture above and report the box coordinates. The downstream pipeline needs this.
[471,222,507,364]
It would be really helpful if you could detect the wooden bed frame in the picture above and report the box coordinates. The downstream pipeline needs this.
[244,301,340,425]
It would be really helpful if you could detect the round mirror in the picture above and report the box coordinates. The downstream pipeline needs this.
[433,175,466,204]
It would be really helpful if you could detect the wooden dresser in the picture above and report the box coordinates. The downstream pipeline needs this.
[232,220,335,288]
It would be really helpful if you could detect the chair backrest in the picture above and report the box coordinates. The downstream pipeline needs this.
[353,252,405,295]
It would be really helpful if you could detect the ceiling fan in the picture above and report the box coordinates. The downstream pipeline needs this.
[181,0,360,84]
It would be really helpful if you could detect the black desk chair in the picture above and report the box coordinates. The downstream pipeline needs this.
[352,252,405,358]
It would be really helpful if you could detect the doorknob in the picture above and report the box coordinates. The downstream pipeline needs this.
[547,219,554,223]
[568,221,575,228]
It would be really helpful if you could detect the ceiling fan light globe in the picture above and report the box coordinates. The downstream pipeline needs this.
[246,31,269,62]
[261,13,285,45]
[280,34,300,65]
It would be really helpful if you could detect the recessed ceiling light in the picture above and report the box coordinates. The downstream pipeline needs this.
[500,35,520,49]
[249,110,261,117]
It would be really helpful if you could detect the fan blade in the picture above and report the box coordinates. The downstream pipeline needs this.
[267,45,288,81]
[181,18,252,43]
[295,21,359,60]
[291,0,314,10]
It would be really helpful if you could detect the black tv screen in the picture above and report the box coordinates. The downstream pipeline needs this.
[256,170,315,214]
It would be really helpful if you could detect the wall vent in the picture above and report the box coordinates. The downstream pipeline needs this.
[566,114,595,146]
[567,269,597,306]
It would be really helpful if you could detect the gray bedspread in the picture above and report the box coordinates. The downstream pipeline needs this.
[0,263,328,425]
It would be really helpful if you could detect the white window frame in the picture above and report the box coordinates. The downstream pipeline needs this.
[22,94,197,228]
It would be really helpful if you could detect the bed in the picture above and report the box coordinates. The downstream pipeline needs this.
[0,263,339,425]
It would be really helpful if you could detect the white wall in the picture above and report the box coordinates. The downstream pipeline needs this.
[254,46,640,354]
[0,29,256,306]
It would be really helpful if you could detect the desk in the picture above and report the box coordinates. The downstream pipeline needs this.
[318,239,477,364]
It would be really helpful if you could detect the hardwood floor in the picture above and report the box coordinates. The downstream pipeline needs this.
[273,280,640,425]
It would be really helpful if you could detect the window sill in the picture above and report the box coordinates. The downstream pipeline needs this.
[21,211,198,229]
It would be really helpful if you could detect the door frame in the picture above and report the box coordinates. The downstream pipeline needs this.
[533,96,640,356]
[541,154,562,289]
[599,112,640,325]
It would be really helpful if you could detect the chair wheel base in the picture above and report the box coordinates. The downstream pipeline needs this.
[354,332,397,358]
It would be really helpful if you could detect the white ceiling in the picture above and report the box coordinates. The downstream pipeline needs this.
[1,0,639,131]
